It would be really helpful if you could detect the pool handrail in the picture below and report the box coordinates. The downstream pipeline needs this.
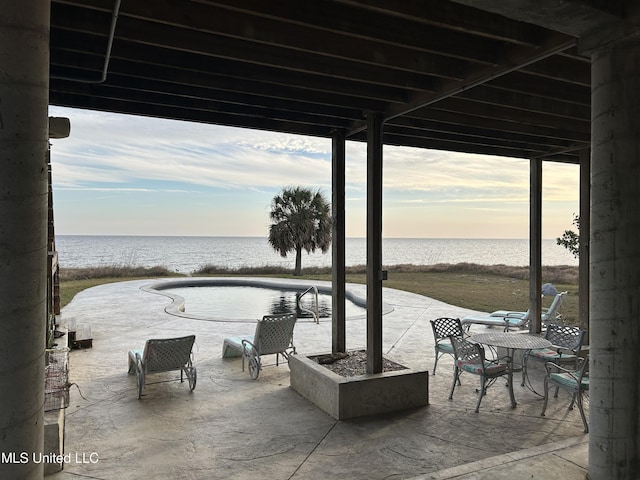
[298,286,320,324]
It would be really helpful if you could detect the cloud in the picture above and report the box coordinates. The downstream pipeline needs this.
[49,107,335,190]
[48,106,579,237]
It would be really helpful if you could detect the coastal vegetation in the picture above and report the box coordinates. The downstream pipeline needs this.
[556,214,581,259]
[60,263,580,324]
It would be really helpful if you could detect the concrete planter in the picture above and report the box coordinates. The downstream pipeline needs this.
[289,353,428,420]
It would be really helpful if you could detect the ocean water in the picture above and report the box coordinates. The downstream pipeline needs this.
[55,235,578,274]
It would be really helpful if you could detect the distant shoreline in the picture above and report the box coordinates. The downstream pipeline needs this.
[55,236,578,273]
[57,234,558,241]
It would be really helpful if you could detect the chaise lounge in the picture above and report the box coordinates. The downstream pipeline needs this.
[461,291,567,332]
[222,313,297,379]
[128,335,197,399]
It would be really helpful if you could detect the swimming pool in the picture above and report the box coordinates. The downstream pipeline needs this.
[144,278,391,322]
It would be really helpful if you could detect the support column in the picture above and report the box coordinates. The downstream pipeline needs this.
[529,158,543,333]
[0,1,50,478]
[578,148,590,341]
[331,130,346,353]
[366,113,384,374]
[589,35,640,480]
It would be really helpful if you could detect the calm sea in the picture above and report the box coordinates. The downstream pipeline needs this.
[55,236,578,274]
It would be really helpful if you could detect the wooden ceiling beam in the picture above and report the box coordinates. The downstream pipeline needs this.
[487,72,590,106]
[49,86,349,130]
[520,55,590,86]
[333,0,545,46]
[195,0,503,65]
[115,0,467,79]
[386,116,579,150]
[51,23,438,91]
[432,97,590,132]
[345,31,578,135]
[408,108,590,144]
[455,85,591,120]
[50,70,364,121]
[51,93,336,137]
[51,45,410,107]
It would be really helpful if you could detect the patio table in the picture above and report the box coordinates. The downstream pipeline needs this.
[470,332,551,407]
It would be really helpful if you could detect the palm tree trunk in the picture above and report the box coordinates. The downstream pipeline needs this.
[294,245,303,275]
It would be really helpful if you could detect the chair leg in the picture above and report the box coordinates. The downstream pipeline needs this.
[575,393,589,433]
[475,375,485,413]
[448,366,459,400]
[540,377,550,417]
[432,348,440,375]
[521,354,527,387]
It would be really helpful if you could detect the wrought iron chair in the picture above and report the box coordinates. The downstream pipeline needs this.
[127,335,196,399]
[449,335,510,413]
[521,324,585,391]
[222,313,297,379]
[541,355,589,432]
[430,317,464,376]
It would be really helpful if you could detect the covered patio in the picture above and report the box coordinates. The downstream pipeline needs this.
[1,1,639,478]
[50,278,588,479]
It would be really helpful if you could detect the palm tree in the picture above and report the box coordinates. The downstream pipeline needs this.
[268,187,331,276]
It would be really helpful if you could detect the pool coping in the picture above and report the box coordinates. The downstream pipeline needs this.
[141,276,394,323]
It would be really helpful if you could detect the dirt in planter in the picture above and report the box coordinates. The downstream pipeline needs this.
[312,350,407,377]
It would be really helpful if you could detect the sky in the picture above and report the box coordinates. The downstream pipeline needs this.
[48,105,580,239]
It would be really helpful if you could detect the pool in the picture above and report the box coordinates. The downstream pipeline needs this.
[144,278,391,322]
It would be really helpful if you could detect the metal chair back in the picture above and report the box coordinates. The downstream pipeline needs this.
[253,313,297,356]
[545,324,584,356]
[143,335,196,374]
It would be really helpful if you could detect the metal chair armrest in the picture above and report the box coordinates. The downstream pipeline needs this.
[544,359,580,377]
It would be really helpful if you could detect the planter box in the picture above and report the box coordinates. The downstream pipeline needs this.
[289,354,428,420]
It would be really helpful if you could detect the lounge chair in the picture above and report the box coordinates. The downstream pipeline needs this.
[222,313,297,379]
[127,335,197,399]
[461,291,567,332]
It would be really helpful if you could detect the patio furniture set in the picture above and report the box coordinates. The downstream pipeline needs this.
[123,289,588,433]
[430,292,589,432]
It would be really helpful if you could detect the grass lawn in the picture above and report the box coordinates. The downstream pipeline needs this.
[60,263,580,325]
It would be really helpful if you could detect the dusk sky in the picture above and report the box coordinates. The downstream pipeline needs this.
[48,105,579,239]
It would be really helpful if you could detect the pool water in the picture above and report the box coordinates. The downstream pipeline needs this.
[164,285,366,320]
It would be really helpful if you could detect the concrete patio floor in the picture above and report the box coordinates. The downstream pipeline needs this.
[49,277,588,480]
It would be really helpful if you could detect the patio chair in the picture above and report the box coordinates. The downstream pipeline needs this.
[127,335,196,399]
[222,313,297,379]
[448,335,510,413]
[541,355,589,432]
[521,324,585,391]
[461,291,567,332]
[430,317,464,376]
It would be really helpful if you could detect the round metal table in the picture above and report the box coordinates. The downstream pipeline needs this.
[469,332,551,407]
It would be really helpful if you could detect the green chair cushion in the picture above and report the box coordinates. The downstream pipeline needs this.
[549,372,589,390]
[457,360,507,376]
[530,348,577,362]
[436,340,454,354]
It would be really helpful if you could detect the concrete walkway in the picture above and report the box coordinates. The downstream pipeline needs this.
[50,278,588,479]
